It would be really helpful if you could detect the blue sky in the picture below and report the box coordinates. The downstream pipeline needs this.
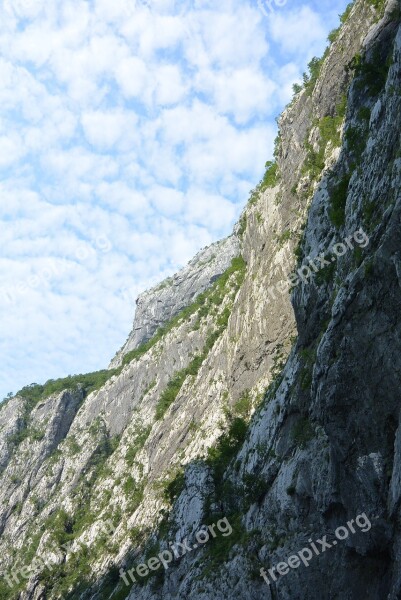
[0,0,351,400]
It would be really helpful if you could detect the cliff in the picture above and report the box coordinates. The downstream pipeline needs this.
[0,1,400,599]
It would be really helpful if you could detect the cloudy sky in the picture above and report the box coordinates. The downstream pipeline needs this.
[0,0,350,399]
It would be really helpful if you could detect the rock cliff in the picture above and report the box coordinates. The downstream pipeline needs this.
[109,234,240,369]
[1,1,400,599]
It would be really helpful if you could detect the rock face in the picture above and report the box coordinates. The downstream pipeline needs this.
[1,1,400,600]
[109,234,241,368]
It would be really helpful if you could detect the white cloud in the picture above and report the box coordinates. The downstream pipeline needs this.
[81,110,139,149]
[121,13,185,57]
[44,148,119,184]
[268,6,327,58]
[195,67,277,123]
[0,134,25,168]
[148,185,185,217]
[185,6,268,69]
[115,56,149,99]
[155,64,187,106]
[0,0,343,399]
[183,189,237,232]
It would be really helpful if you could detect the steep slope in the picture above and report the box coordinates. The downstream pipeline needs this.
[109,234,241,369]
[0,1,400,599]
[116,2,400,599]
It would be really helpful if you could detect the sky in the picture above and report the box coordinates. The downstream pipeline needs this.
[0,0,351,400]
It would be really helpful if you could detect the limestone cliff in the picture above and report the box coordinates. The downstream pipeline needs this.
[0,1,400,599]
[109,234,241,369]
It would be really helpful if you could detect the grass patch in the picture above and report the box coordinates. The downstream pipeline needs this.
[276,229,292,247]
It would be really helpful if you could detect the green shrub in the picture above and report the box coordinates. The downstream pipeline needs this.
[163,470,185,504]
[276,229,292,246]
[45,509,75,546]
[367,0,386,14]
[352,46,393,97]
[340,1,354,23]
[155,376,182,420]
[328,27,340,43]
[364,259,374,278]
[32,428,46,441]
[315,259,336,285]
[123,475,136,495]
[203,513,248,571]
[66,436,81,456]
[125,425,151,466]
[238,213,247,237]
[354,246,363,267]
[299,346,317,391]
[245,141,281,206]
[362,201,376,233]
[294,234,305,264]
[261,161,279,188]
[303,56,325,92]
[319,113,342,148]
[345,126,368,164]
[291,418,315,448]
[303,140,325,179]
[17,370,114,405]
[329,175,351,227]
[233,391,252,420]
[217,306,231,329]
[8,428,29,447]
[243,473,268,504]
[303,100,347,180]
[206,417,248,482]
[358,106,371,121]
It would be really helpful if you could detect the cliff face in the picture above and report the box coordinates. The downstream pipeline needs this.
[109,234,241,369]
[1,1,400,599]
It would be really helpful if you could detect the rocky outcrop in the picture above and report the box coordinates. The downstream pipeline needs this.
[109,234,240,368]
